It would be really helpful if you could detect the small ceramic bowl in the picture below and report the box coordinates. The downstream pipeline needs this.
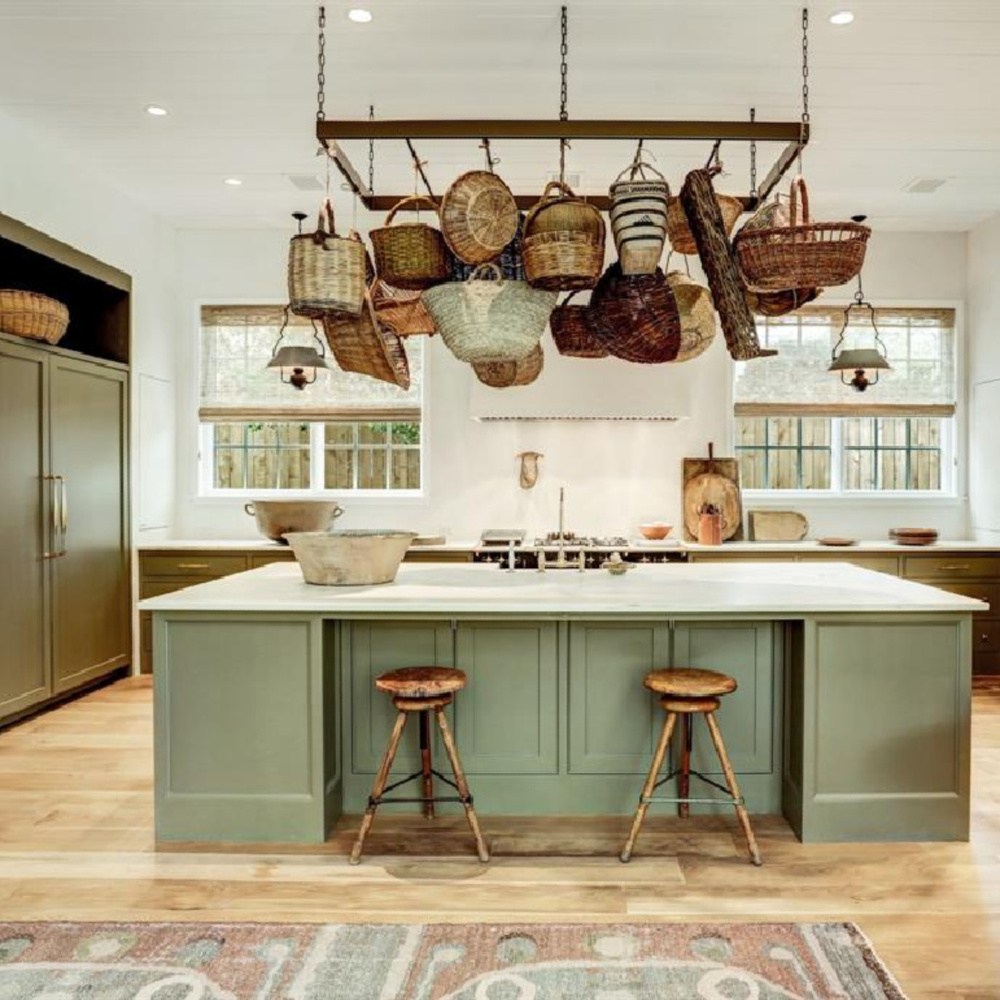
[639,523,673,541]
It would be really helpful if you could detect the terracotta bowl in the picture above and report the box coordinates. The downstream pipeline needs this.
[639,523,673,541]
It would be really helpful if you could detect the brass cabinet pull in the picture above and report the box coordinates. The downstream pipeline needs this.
[59,476,68,555]
[177,562,211,570]
[42,476,59,560]
[938,564,971,572]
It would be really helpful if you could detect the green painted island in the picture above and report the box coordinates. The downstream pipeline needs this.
[140,561,982,846]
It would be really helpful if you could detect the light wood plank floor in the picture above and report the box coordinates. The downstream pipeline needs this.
[0,677,997,999]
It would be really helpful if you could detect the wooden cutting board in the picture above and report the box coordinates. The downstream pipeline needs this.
[683,443,745,542]
[748,510,809,542]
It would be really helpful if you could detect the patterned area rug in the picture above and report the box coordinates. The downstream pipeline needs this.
[0,920,906,998]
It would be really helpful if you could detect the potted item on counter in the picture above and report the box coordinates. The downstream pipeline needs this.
[698,503,724,546]
[245,500,345,544]
[285,530,417,586]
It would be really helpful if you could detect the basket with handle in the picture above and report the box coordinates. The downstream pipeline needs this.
[549,290,608,359]
[667,191,743,255]
[473,344,545,388]
[0,289,69,344]
[441,169,519,265]
[609,154,670,275]
[734,176,871,292]
[421,263,557,364]
[588,264,681,364]
[523,181,605,291]
[288,198,368,318]
[322,291,411,388]
[746,286,822,317]
[369,195,453,291]
[371,278,437,337]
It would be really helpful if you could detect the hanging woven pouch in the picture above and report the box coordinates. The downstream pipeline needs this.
[322,291,411,388]
[370,195,453,291]
[550,290,608,359]
[609,155,670,275]
[666,272,716,362]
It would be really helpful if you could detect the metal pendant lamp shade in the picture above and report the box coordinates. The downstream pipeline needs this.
[828,281,891,392]
[266,308,331,390]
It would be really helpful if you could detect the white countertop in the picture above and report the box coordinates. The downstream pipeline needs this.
[139,561,988,616]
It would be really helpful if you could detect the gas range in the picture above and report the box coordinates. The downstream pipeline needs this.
[474,531,683,569]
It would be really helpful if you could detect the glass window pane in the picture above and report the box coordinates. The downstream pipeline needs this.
[770,450,799,490]
[879,449,907,490]
[735,418,767,447]
[391,449,421,489]
[910,418,940,448]
[359,423,388,445]
[324,448,355,489]
[842,418,874,448]
[358,449,388,489]
[214,448,245,489]
[738,450,765,490]
[767,418,798,448]
[391,422,421,445]
[878,418,907,448]
[801,418,831,447]
[325,423,356,446]
[844,449,875,491]
[910,450,941,491]
[801,450,831,490]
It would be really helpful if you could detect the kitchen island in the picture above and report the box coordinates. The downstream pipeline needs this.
[141,561,982,846]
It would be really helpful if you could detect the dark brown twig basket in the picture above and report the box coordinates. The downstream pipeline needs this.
[441,170,519,265]
[473,344,544,388]
[549,291,608,359]
[746,286,822,317]
[370,195,453,291]
[322,292,411,388]
[588,264,681,364]
[667,192,743,255]
[0,290,69,344]
[371,279,437,336]
[523,181,605,291]
[734,177,871,292]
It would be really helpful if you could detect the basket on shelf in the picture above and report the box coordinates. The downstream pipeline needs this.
[523,181,605,291]
[421,263,556,364]
[441,170,519,265]
[287,198,368,318]
[369,195,453,291]
[679,168,774,361]
[0,289,69,345]
[667,191,743,255]
[473,344,545,388]
[588,264,681,364]
[322,292,411,388]
[608,155,670,275]
[734,176,871,292]
[549,290,608,359]
[666,271,717,362]
[370,278,437,336]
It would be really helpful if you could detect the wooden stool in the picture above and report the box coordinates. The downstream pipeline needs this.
[620,668,762,866]
[349,667,490,866]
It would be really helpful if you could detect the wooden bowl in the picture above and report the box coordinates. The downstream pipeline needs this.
[639,523,673,540]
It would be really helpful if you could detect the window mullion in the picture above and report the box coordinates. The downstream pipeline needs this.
[831,418,843,492]
[310,423,324,495]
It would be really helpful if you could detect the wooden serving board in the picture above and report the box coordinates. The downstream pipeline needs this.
[683,444,744,542]
[748,510,809,542]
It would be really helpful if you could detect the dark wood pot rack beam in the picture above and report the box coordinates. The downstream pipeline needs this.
[316,118,809,213]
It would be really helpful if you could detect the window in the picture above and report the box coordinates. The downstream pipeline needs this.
[734,307,956,494]
[199,306,423,495]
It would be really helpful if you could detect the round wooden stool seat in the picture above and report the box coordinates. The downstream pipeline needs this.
[375,667,467,699]
[643,668,737,698]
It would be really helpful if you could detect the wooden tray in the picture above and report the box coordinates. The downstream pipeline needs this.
[683,443,744,542]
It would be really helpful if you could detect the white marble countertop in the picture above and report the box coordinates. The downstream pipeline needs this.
[139,561,988,616]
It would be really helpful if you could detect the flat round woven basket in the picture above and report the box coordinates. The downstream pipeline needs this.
[441,170,519,265]
[473,344,544,388]
[0,289,69,345]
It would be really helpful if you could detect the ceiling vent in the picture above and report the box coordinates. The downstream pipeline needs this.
[286,174,325,192]
[904,178,948,195]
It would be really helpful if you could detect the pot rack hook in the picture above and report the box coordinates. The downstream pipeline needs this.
[406,138,435,201]
[705,139,723,173]
[479,138,500,172]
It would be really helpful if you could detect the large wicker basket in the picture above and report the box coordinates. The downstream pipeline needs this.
[422,263,556,364]
[549,291,608,359]
[746,286,821,317]
[734,176,871,292]
[473,344,544,388]
[371,278,437,336]
[667,192,743,255]
[322,293,411,388]
[288,199,368,318]
[609,157,670,275]
[0,289,69,345]
[441,170,519,265]
[370,195,453,291]
[666,272,716,362]
[588,264,681,364]
[523,181,605,291]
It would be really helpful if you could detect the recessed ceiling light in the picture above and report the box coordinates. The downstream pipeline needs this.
[224,177,243,186]
[829,10,855,25]
[348,8,373,23]
[145,105,169,117]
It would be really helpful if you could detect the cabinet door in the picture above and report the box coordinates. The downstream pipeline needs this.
[672,622,775,775]
[349,622,454,774]
[49,358,129,694]
[0,342,51,720]
[455,623,558,774]
[568,622,670,774]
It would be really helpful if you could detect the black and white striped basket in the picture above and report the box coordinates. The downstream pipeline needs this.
[609,156,670,275]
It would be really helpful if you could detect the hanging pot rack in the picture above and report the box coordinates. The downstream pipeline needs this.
[314,5,811,213]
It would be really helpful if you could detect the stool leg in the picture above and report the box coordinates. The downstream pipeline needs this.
[704,711,763,867]
[350,710,408,866]
[419,710,435,820]
[435,707,490,863]
[678,714,692,819]
[620,711,677,863]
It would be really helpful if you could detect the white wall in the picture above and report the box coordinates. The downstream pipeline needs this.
[174,225,970,542]
[968,212,1000,541]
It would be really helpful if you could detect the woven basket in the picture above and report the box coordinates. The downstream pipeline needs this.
[746,286,821,317]
[370,195,453,291]
[609,156,670,275]
[371,278,437,336]
[422,263,557,364]
[0,289,69,345]
[666,272,717,362]
[441,170,519,265]
[322,293,411,388]
[287,199,368,318]
[679,169,774,362]
[523,181,606,291]
[452,212,525,281]
[667,192,743,255]
[588,264,681,364]
[550,290,608,359]
[473,344,545,388]
[734,176,871,292]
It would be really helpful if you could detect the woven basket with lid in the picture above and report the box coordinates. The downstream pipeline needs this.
[523,181,605,291]
[441,170,519,265]
[370,195,453,291]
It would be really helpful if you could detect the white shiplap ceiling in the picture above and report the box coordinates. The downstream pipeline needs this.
[1,0,999,232]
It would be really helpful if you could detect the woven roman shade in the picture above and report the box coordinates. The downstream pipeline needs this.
[199,305,422,422]
[734,307,956,418]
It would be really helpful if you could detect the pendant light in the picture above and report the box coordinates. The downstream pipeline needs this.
[828,273,891,393]
[266,306,330,390]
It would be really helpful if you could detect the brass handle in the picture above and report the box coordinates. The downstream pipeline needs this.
[59,477,68,555]
[42,476,58,560]
[177,562,210,570]
[938,564,971,572]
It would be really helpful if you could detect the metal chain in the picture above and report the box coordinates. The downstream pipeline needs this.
[749,107,758,198]
[559,5,569,183]
[799,6,809,168]
[316,6,326,122]
[368,104,375,193]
